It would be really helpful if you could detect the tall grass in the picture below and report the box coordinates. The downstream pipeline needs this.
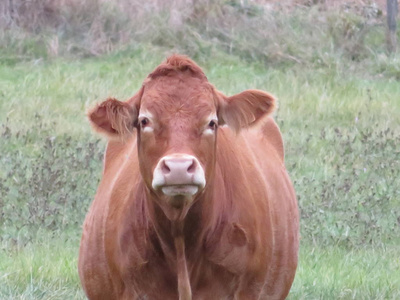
[1,0,399,79]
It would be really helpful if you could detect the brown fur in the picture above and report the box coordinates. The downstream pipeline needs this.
[147,55,207,81]
[88,98,136,140]
[79,54,299,300]
[216,89,276,133]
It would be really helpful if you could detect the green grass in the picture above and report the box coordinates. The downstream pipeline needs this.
[0,234,85,299]
[290,245,400,299]
[1,45,400,298]
[1,236,399,299]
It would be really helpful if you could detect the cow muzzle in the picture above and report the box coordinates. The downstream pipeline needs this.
[152,154,206,197]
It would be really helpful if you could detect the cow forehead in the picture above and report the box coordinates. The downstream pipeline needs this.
[140,76,216,119]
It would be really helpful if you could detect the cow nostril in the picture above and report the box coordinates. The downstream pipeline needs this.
[161,161,171,174]
[187,160,196,174]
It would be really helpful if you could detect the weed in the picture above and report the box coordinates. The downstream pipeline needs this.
[0,116,103,248]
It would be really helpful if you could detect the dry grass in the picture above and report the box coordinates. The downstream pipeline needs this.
[1,0,395,80]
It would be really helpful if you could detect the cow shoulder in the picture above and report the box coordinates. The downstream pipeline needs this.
[256,116,285,162]
[102,135,137,173]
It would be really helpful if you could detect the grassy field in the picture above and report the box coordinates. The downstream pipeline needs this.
[1,46,399,299]
[2,0,400,291]
[1,241,399,299]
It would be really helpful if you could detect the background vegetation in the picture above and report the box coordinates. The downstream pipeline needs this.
[1,0,399,299]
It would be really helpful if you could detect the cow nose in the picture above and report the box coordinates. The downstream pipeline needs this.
[152,154,206,195]
[160,157,198,184]
[161,158,196,176]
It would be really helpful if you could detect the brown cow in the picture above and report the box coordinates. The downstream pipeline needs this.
[79,55,299,300]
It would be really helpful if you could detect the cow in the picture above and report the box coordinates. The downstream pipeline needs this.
[78,55,299,300]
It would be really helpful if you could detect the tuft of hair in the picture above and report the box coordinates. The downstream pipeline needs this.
[147,54,207,81]
[88,98,136,140]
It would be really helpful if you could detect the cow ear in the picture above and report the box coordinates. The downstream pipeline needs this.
[88,98,138,139]
[216,89,276,133]
[88,87,143,139]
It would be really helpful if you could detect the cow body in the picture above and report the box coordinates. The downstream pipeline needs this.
[79,55,299,300]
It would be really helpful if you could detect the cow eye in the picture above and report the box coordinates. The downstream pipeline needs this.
[140,118,149,127]
[208,120,217,130]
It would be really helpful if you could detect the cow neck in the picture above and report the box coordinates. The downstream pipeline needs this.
[145,188,214,300]
[147,196,195,300]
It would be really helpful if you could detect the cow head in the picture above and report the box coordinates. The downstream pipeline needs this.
[88,55,276,220]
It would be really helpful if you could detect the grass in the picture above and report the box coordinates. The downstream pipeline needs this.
[1,41,400,298]
[1,237,399,299]
[2,1,400,80]
[290,244,400,299]
[0,234,85,299]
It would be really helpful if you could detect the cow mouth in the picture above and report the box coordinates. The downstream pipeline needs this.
[161,185,199,197]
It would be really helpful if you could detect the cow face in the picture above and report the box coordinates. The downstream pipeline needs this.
[88,55,275,219]
[135,73,218,212]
